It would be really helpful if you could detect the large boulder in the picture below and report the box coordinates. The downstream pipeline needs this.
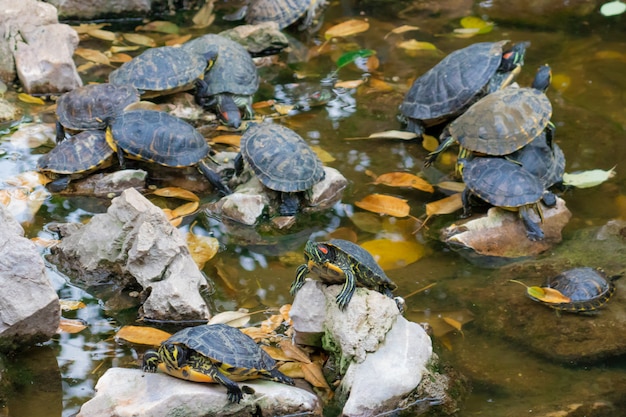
[0,204,60,351]
[48,187,212,322]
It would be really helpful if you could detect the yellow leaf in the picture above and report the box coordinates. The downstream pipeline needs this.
[354,193,410,217]
[384,24,420,39]
[261,345,292,361]
[422,134,439,152]
[240,326,270,342]
[360,238,425,270]
[302,362,331,389]
[57,318,88,334]
[279,339,312,364]
[171,201,199,218]
[31,237,59,247]
[152,187,200,202]
[452,28,481,39]
[59,300,86,311]
[210,134,241,147]
[260,314,284,334]
[74,48,111,65]
[562,167,617,189]
[122,33,157,47]
[87,29,118,42]
[328,227,358,242]
[110,45,141,53]
[528,286,572,304]
[442,316,464,334]
[346,130,419,141]
[278,362,305,379]
[459,16,494,34]
[366,77,394,92]
[325,19,370,39]
[335,79,364,89]
[397,40,438,51]
[191,0,216,28]
[71,23,109,34]
[77,62,97,73]
[436,181,466,193]
[116,325,172,346]
[165,34,193,46]
[136,21,180,34]
[273,103,295,115]
[372,172,434,193]
[187,228,219,270]
[311,145,335,163]
[109,53,133,63]
[207,310,251,327]
[279,304,292,323]
[17,93,45,105]
[349,211,383,233]
[425,193,463,216]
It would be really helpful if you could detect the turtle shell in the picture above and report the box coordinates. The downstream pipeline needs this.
[508,131,565,188]
[462,157,544,208]
[534,267,616,312]
[56,83,139,131]
[307,239,398,291]
[449,86,552,156]
[164,324,278,376]
[108,110,209,167]
[239,122,324,192]
[182,34,259,97]
[399,41,510,126]
[245,0,319,30]
[37,130,114,175]
[108,46,209,97]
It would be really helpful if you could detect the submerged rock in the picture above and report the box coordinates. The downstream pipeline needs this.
[47,188,212,321]
[77,368,321,417]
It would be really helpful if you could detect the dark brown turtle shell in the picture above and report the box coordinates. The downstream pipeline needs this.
[37,130,114,175]
[245,0,322,30]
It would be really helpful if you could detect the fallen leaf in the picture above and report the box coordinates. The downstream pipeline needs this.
[110,45,141,53]
[328,227,358,242]
[459,16,494,34]
[210,134,241,147]
[4,171,51,188]
[136,21,180,34]
[279,304,291,323]
[360,238,426,270]
[334,79,364,89]
[74,48,111,65]
[422,134,439,152]
[165,34,193,46]
[279,339,312,363]
[562,167,617,188]
[30,237,59,247]
[187,226,219,270]
[17,93,45,105]
[335,49,375,69]
[115,325,172,345]
[436,181,466,193]
[346,130,419,141]
[354,193,411,217]
[325,19,370,40]
[349,211,383,233]
[192,0,216,28]
[365,77,394,92]
[273,103,295,115]
[240,326,269,342]
[371,172,434,193]
[152,187,200,202]
[311,145,335,163]
[260,314,284,333]
[60,300,86,311]
[397,40,438,51]
[302,362,331,389]
[122,33,157,47]
[57,318,88,334]
[384,24,420,39]
[442,316,464,336]
[278,362,305,378]
[87,29,118,41]
[108,53,133,63]
[71,23,109,34]
[527,286,572,304]
[171,201,199,219]
[261,345,292,361]
[207,310,251,327]
[425,193,463,216]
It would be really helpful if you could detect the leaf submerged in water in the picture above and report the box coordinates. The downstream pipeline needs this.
[562,167,616,188]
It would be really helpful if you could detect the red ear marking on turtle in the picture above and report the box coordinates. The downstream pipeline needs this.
[318,245,329,255]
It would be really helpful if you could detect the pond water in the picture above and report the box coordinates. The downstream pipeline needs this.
[1,1,626,416]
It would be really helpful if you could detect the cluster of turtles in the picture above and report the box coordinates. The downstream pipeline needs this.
[400,40,565,241]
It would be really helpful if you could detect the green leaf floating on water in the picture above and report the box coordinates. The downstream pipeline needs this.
[600,0,626,16]
[562,166,616,188]
[336,49,376,70]
[460,16,494,34]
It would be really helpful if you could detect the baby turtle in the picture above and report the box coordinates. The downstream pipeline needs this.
[291,239,402,311]
[142,323,294,403]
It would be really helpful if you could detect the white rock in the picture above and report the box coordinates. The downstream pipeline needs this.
[220,192,267,225]
[304,166,348,211]
[78,368,321,417]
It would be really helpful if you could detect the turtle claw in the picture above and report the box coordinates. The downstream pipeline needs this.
[226,386,244,404]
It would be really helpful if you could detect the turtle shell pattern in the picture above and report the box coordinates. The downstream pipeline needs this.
[508,132,565,188]
[245,0,318,29]
[109,110,209,167]
[182,34,259,97]
[56,83,140,131]
[310,239,398,291]
[399,41,508,123]
[108,46,208,96]
[449,86,552,156]
[239,122,324,192]
[462,157,544,208]
[164,324,278,377]
[37,130,113,175]
[537,267,616,312]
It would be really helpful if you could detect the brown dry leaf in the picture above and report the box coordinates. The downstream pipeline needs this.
[354,193,410,217]
[71,23,109,34]
[279,339,312,363]
[425,193,463,216]
[171,201,200,218]
[110,45,141,53]
[252,99,275,109]
[366,77,393,92]
[108,53,133,63]
[360,238,426,270]
[302,362,331,389]
[384,24,420,39]
[328,227,358,242]
[75,48,111,65]
[60,300,86,311]
[214,259,239,295]
[442,316,464,336]
[31,237,59,247]
[311,145,335,163]
[325,19,370,40]
[261,345,292,362]
[192,0,216,28]
[437,181,466,193]
[165,34,193,46]
[349,212,383,233]
[187,228,219,270]
[115,325,172,346]
[422,134,440,152]
[346,130,419,141]
[136,21,180,34]
[260,314,284,334]
[335,79,364,89]
[273,103,295,115]
[240,326,269,342]
[87,29,118,42]
[397,40,438,51]
[77,62,97,73]
[152,187,200,202]
[122,33,157,47]
[207,310,251,327]
[57,318,88,334]
[528,286,572,304]
[439,335,453,351]
[279,304,291,323]
[372,172,434,193]
[211,134,241,147]
[17,93,45,105]
[278,362,305,379]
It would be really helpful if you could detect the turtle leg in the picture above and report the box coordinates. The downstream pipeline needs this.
[424,136,455,168]
[519,205,544,241]
[193,78,211,108]
[290,264,309,296]
[262,368,295,386]
[142,349,160,372]
[336,265,356,310]
[55,121,66,143]
[197,159,232,196]
[542,191,557,207]
[47,176,71,193]
[460,189,473,218]
[404,118,424,137]
[186,355,243,403]
[278,192,300,216]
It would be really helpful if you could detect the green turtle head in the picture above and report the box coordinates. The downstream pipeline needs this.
[159,343,187,370]
[304,240,334,265]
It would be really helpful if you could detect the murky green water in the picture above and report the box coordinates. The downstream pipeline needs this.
[1,1,626,416]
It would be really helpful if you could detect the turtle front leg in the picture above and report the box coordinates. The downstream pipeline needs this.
[187,355,243,403]
[336,266,356,310]
[142,349,160,372]
[519,205,544,241]
[291,264,309,296]
[197,159,232,196]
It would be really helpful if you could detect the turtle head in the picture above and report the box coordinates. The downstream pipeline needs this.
[159,343,187,370]
[499,41,530,72]
[531,64,552,92]
[304,240,335,265]
[216,94,242,128]
[142,349,160,373]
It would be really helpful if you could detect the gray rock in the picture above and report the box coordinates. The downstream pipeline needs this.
[0,97,21,122]
[304,166,348,212]
[77,368,321,417]
[219,22,289,55]
[48,188,212,322]
[0,204,60,351]
[47,0,151,20]
[60,169,147,197]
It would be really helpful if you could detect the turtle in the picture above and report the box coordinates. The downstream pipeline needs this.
[425,64,553,167]
[507,130,566,189]
[528,267,620,312]
[108,45,216,99]
[225,0,327,31]
[460,157,555,241]
[182,34,259,128]
[399,40,528,137]
[37,130,115,191]
[55,83,140,142]
[106,109,230,195]
[290,239,403,311]
[233,122,325,215]
[142,323,294,403]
